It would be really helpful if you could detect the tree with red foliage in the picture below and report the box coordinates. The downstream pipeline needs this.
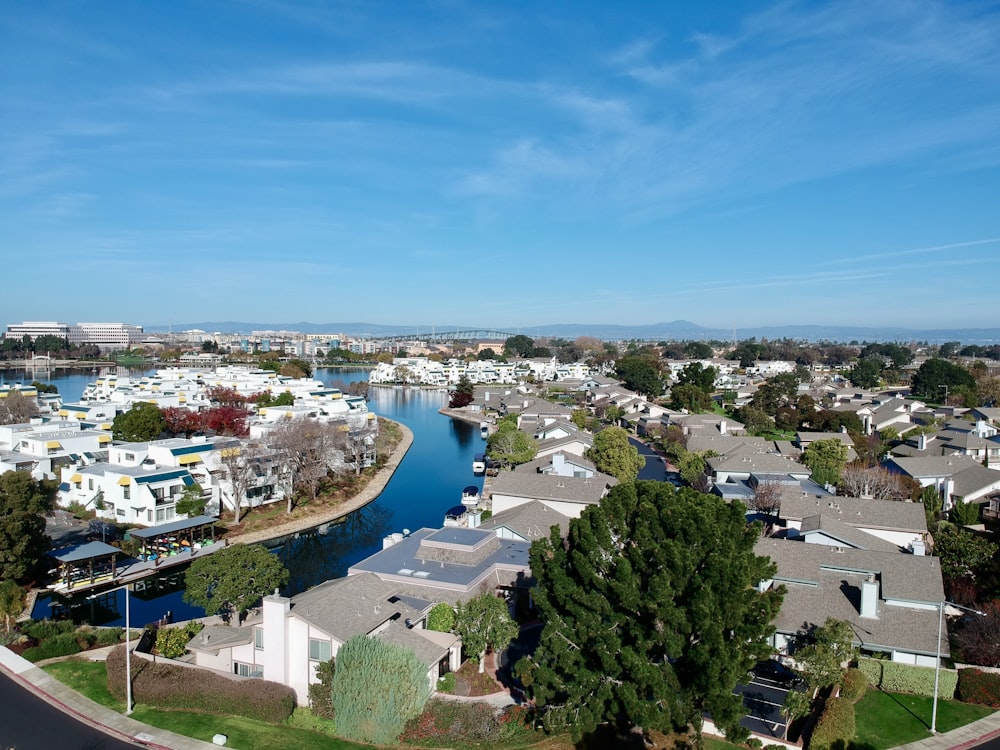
[201,406,249,437]
[206,386,247,407]
[161,406,202,438]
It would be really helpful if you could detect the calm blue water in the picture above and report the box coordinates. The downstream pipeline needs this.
[28,367,482,624]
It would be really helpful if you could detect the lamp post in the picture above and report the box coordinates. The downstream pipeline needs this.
[92,584,134,714]
[931,600,985,733]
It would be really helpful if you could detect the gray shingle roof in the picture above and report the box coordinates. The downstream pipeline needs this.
[778,493,927,533]
[798,514,902,553]
[756,538,946,656]
[491,470,616,505]
[477,500,572,541]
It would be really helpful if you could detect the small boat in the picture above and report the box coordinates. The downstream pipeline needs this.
[443,504,468,527]
[461,485,481,507]
[472,453,486,475]
[480,421,490,439]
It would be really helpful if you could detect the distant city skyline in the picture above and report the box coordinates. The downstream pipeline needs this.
[2,1,999,329]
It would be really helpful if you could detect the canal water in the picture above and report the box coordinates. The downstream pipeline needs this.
[25,367,482,625]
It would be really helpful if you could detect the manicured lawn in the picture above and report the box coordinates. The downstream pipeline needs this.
[42,660,370,750]
[854,689,995,750]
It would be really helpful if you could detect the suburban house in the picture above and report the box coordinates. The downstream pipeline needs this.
[707,452,811,488]
[490,470,617,518]
[755,537,946,666]
[186,572,461,705]
[776,493,928,553]
[885,454,1000,509]
[794,431,859,462]
[348,527,533,606]
[477,499,572,542]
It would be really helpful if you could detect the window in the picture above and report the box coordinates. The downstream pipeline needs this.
[88,479,94,490]
[123,486,130,500]
[234,662,253,677]
[309,638,331,662]
[125,453,135,461]
[254,628,264,650]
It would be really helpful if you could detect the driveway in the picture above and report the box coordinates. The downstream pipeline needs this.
[629,437,669,482]
[733,669,802,740]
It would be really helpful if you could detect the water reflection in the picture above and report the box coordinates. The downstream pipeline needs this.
[269,503,393,595]
[450,416,476,450]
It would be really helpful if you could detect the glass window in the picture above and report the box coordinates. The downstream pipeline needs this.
[234,662,252,677]
[254,628,264,650]
[309,638,331,662]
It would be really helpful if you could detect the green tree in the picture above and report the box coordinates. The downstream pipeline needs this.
[0,579,25,633]
[504,335,536,358]
[614,354,666,398]
[112,402,167,441]
[950,498,981,526]
[802,439,849,487]
[486,422,537,467]
[683,341,714,359]
[675,361,717,393]
[183,543,289,624]
[520,482,782,743]
[570,408,589,430]
[730,342,762,369]
[426,602,456,633]
[848,358,883,389]
[333,635,431,745]
[308,657,336,719]
[585,426,645,483]
[911,358,976,401]
[738,406,774,435]
[174,483,206,518]
[934,526,998,580]
[750,372,800,414]
[794,618,858,691]
[0,472,55,581]
[455,591,519,673]
[921,485,943,532]
[669,383,714,413]
[280,359,312,378]
[448,375,475,408]
[677,450,713,486]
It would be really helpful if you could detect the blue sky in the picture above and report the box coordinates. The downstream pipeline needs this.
[2,1,999,332]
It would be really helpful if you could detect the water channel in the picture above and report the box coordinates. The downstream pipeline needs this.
[20,367,481,625]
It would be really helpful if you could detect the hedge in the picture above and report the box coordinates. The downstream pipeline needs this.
[840,668,868,703]
[809,696,855,750]
[957,669,1000,707]
[106,645,295,723]
[857,657,957,699]
[22,632,86,662]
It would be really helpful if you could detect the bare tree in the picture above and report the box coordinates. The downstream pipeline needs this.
[747,479,783,528]
[837,464,908,501]
[270,419,348,512]
[218,440,264,524]
[0,390,39,425]
[339,421,378,475]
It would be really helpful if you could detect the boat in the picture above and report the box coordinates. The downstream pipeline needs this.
[472,453,486,475]
[480,421,490,439]
[443,504,468,527]
[461,485,481,507]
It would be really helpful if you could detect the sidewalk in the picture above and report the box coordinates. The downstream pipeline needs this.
[0,645,220,749]
[895,713,1000,750]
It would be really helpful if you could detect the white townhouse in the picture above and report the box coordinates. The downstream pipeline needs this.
[187,571,463,704]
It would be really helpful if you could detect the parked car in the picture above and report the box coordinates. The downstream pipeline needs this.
[751,659,805,688]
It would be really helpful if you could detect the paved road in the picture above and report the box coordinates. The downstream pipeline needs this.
[630,437,669,481]
[0,671,141,750]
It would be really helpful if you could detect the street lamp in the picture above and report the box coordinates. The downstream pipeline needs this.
[931,600,985,733]
[91,584,134,714]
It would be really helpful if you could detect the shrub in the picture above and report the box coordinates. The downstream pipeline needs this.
[881,661,956,698]
[839,668,868,703]
[22,632,86,662]
[809,697,856,750]
[155,622,203,659]
[400,699,503,744]
[106,645,294,722]
[308,658,335,720]
[857,657,883,686]
[22,619,76,641]
[333,635,431,745]
[437,672,456,694]
[426,602,456,633]
[958,668,1000,707]
[93,627,124,647]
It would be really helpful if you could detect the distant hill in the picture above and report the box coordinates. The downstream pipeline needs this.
[141,320,1000,344]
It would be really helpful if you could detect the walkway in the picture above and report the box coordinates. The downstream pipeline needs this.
[895,713,1000,750]
[0,645,220,749]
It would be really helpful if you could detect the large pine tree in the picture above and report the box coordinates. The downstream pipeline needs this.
[521,481,782,743]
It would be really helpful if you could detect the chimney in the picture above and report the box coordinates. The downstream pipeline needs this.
[261,591,291,684]
[860,575,879,618]
[720,419,727,436]
[918,433,927,451]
